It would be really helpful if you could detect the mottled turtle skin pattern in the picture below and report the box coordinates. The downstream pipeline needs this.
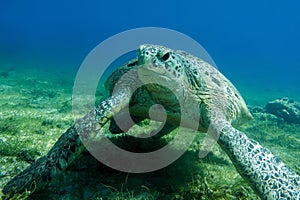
[3,45,300,199]
[215,119,300,199]
[2,93,129,199]
[136,45,300,199]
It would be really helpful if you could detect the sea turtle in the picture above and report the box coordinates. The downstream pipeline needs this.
[3,44,300,199]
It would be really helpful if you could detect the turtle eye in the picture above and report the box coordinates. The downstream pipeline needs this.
[161,52,170,61]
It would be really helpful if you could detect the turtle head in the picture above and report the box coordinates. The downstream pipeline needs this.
[137,44,185,81]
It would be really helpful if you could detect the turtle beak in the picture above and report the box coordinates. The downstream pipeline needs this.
[137,45,146,65]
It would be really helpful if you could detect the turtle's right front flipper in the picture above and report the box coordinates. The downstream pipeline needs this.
[2,125,81,199]
[2,93,128,199]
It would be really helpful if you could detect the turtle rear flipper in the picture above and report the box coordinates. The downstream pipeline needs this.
[212,120,300,199]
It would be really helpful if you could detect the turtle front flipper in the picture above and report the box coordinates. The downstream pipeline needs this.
[212,120,300,199]
[2,93,129,199]
[2,125,82,199]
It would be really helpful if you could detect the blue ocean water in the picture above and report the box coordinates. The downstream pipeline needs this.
[1,0,300,104]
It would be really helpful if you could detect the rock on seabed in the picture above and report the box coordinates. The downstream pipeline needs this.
[265,97,300,124]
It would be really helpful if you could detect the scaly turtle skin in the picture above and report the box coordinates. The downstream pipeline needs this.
[3,45,300,199]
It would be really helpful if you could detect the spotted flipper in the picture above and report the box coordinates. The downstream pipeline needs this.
[213,120,300,199]
[2,94,128,199]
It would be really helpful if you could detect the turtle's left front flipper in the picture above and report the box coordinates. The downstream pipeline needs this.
[213,120,300,199]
